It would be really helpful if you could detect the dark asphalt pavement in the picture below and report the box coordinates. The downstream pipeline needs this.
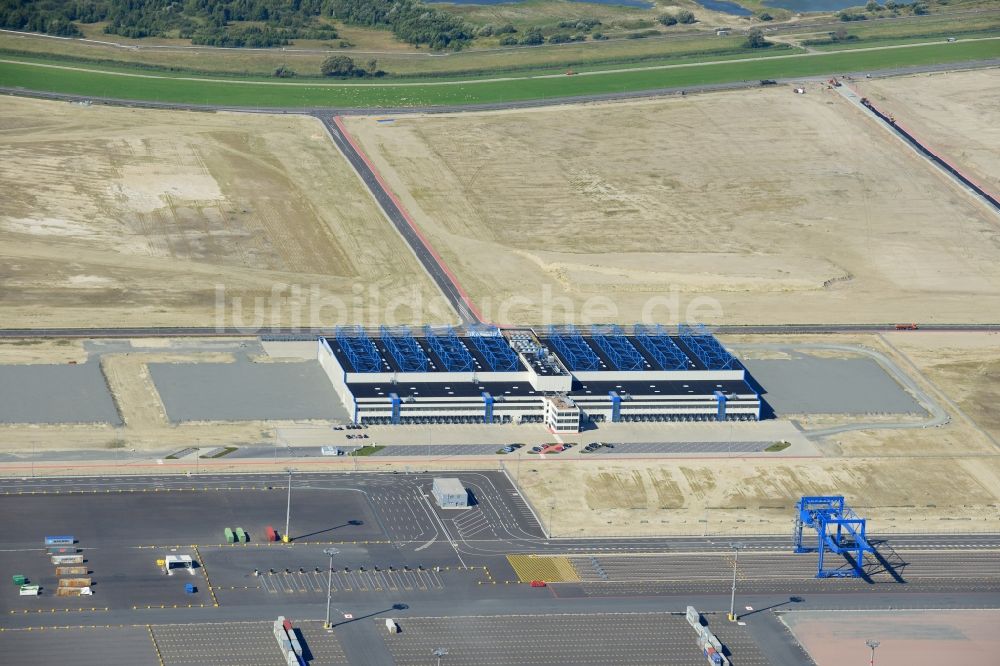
[320,115,480,325]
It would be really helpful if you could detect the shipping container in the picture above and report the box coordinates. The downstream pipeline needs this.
[265,526,277,542]
[12,574,26,586]
[56,566,88,576]
[48,546,76,555]
[224,527,234,544]
[686,605,701,628]
[56,587,91,597]
[51,554,84,565]
[44,536,74,546]
[385,619,399,633]
[235,527,248,543]
[58,577,91,588]
[19,585,40,596]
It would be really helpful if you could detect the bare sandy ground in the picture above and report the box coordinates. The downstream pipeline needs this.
[344,84,1000,325]
[515,332,1000,536]
[513,456,1000,536]
[856,68,1000,194]
[782,609,1000,666]
[0,339,88,364]
[0,98,449,328]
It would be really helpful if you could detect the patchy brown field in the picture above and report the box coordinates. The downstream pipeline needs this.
[515,456,1000,537]
[856,68,1000,194]
[516,332,1000,537]
[0,97,449,328]
[344,84,1000,325]
[782,610,1000,666]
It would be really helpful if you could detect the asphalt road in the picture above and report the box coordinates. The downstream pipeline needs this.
[319,115,480,325]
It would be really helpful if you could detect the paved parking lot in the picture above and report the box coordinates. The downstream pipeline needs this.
[0,545,211,614]
[0,485,383,548]
[381,612,769,665]
[582,441,772,455]
[0,626,158,665]
[152,622,285,665]
[149,356,348,422]
[376,444,504,456]
[0,360,120,424]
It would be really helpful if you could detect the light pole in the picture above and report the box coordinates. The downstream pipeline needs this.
[432,647,448,666]
[866,639,880,666]
[728,542,744,622]
[323,547,340,629]
[283,468,294,542]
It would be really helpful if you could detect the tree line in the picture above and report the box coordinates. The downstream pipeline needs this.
[0,0,471,50]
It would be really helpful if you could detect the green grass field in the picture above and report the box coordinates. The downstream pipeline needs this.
[1,39,996,107]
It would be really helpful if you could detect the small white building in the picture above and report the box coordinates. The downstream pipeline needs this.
[432,478,468,508]
[544,396,581,434]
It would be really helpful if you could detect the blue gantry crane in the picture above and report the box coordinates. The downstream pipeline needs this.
[793,495,873,578]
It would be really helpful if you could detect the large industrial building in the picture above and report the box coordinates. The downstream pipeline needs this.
[317,325,761,434]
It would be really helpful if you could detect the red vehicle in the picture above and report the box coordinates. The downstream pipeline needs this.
[895,323,919,330]
[540,444,564,454]
[530,580,547,587]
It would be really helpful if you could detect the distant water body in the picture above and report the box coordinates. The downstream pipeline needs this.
[692,0,752,16]
[763,0,865,10]
[690,0,863,14]
[426,0,655,8]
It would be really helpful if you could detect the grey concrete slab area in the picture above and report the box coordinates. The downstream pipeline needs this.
[0,626,159,666]
[742,356,923,415]
[380,612,769,666]
[149,355,348,422]
[0,359,120,424]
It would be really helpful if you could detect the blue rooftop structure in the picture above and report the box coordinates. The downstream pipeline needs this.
[678,324,738,370]
[546,325,601,371]
[423,326,475,372]
[633,324,691,371]
[334,326,383,373]
[467,326,520,372]
[379,326,429,372]
[589,325,646,371]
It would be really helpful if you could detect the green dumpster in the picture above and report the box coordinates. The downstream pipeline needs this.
[235,528,247,543]
[224,527,234,544]
[12,574,26,586]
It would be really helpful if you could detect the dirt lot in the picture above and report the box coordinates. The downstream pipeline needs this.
[855,68,1000,194]
[343,84,1000,325]
[516,332,1000,536]
[515,456,1000,536]
[782,609,1000,666]
[0,97,448,328]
